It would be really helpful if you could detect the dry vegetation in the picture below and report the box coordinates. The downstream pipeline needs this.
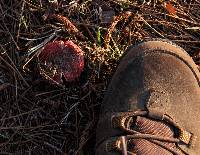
[0,0,200,154]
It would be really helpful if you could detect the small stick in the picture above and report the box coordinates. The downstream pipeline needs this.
[172,40,200,43]
[138,15,165,38]
[51,14,85,39]
[0,55,29,87]
[80,17,96,43]
[105,11,132,49]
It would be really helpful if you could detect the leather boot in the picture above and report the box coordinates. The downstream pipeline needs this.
[96,40,200,155]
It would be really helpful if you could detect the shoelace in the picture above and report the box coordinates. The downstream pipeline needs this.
[120,129,181,154]
[110,110,189,155]
[120,128,181,155]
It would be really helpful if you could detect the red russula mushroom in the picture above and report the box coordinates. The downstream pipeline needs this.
[38,40,84,84]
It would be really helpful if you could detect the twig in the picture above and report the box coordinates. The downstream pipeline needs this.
[80,17,96,43]
[51,14,85,39]
[0,55,29,87]
[138,15,165,38]
[172,40,200,43]
[104,11,132,49]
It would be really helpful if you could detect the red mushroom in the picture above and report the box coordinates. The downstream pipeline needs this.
[38,40,84,84]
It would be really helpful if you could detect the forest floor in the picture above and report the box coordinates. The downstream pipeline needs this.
[0,0,199,154]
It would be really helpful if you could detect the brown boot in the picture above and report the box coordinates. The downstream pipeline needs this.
[95,40,200,155]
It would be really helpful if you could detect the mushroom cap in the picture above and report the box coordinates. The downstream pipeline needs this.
[39,40,84,84]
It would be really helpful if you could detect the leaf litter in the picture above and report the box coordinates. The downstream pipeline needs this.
[0,0,199,154]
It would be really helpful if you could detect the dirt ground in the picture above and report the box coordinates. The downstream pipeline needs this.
[0,0,199,154]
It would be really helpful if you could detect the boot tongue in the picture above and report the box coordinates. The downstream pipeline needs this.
[134,116,174,137]
[128,116,177,155]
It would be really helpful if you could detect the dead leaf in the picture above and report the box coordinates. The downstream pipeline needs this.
[163,2,177,15]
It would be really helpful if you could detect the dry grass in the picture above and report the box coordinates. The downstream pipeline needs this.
[0,0,199,154]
